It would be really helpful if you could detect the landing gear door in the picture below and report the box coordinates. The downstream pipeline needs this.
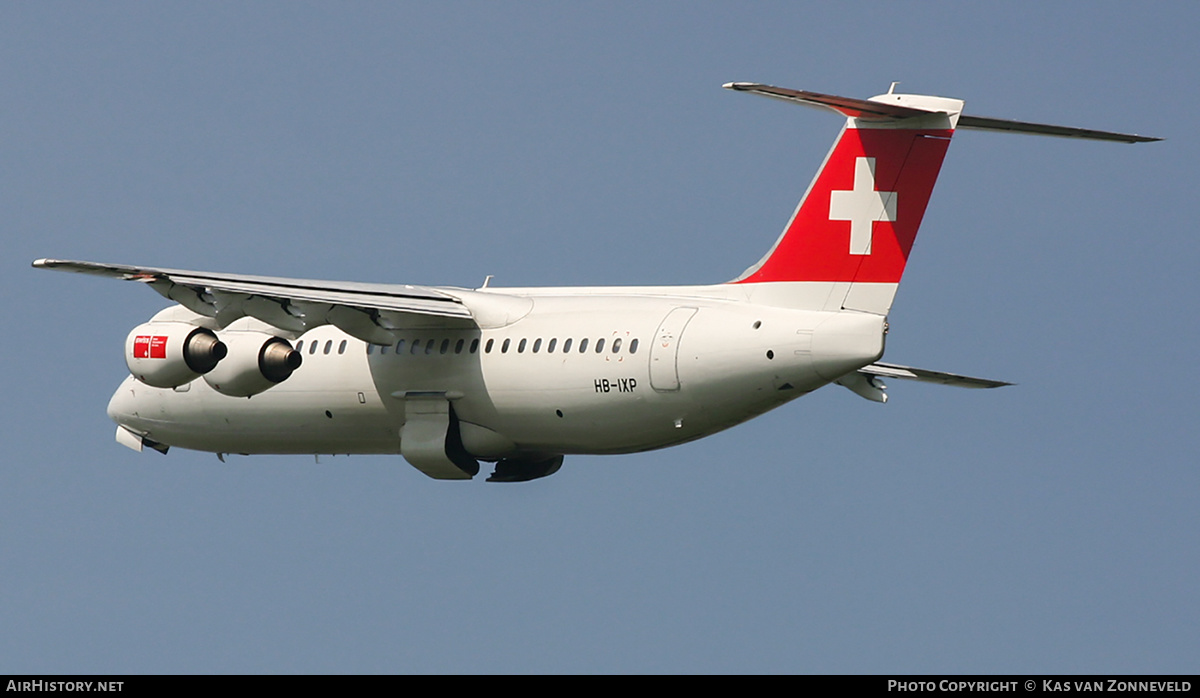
[399,393,480,480]
[649,307,697,392]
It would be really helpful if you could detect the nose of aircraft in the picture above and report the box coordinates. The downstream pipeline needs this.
[106,376,140,425]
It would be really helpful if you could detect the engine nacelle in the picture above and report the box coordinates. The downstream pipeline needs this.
[125,322,228,389]
[202,331,302,397]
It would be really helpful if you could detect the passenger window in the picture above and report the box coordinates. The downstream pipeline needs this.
[296,340,304,353]
[579,338,588,353]
[486,338,494,353]
[455,339,464,354]
[440,339,450,354]
[309,341,318,355]
[411,339,421,354]
[532,338,542,353]
[563,338,573,353]
[629,338,639,354]
[502,338,511,353]
[338,340,347,355]
[612,338,622,353]
[518,338,527,353]
[366,343,374,355]
[396,339,406,354]
[547,338,557,353]
[595,338,605,353]
[470,338,480,354]
[324,340,333,355]
[426,341,435,355]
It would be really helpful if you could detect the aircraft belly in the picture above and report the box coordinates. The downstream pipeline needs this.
[473,388,685,454]
[128,383,397,454]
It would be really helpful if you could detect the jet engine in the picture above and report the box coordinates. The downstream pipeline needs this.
[202,331,302,397]
[125,322,227,389]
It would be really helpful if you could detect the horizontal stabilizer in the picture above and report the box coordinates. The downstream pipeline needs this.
[858,362,1012,389]
[725,82,1160,143]
[957,115,1160,143]
[723,82,932,120]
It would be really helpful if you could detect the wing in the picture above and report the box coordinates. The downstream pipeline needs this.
[858,362,1013,389]
[33,258,477,344]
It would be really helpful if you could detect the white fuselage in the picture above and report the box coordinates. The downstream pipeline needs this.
[107,285,887,458]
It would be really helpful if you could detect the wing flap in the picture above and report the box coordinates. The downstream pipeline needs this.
[163,274,469,317]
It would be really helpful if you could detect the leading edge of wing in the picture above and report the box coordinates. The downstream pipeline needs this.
[33,258,465,310]
[33,258,476,342]
[859,362,1013,389]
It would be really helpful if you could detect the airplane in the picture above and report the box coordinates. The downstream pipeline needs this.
[33,82,1158,482]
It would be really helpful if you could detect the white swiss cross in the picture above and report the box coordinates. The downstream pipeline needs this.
[829,156,897,255]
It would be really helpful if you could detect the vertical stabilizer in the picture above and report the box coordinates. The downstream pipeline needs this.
[726,84,963,315]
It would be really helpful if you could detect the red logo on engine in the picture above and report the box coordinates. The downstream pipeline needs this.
[133,335,168,359]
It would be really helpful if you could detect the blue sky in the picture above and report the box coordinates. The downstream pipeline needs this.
[2,3,1196,673]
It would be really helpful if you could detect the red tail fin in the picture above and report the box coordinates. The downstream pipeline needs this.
[726,84,963,313]
[737,124,954,284]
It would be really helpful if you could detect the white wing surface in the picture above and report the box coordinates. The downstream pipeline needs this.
[33,258,476,344]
